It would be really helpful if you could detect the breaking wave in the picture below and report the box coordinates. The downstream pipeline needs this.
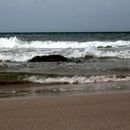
[0,37,130,62]
[24,75,130,84]
[0,37,130,49]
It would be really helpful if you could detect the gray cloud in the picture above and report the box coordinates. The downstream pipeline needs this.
[0,0,130,32]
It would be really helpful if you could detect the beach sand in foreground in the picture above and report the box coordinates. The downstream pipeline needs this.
[0,92,130,130]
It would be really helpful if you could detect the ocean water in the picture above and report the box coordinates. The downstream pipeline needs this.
[0,32,130,97]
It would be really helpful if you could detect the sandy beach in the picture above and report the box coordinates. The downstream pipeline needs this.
[0,92,130,130]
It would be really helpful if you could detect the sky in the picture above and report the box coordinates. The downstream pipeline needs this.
[0,0,130,32]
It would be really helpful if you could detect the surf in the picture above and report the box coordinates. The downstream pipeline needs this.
[0,37,130,48]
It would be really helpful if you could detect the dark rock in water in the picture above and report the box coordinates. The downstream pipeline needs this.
[85,55,95,59]
[28,55,69,62]
[97,45,112,49]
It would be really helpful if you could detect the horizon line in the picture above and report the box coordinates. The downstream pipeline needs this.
[0,31,130,34]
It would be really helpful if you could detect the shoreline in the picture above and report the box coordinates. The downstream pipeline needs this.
[0,80,130,99]
[0,91,130,130]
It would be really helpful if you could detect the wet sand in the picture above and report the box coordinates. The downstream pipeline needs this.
[0,92,130,130]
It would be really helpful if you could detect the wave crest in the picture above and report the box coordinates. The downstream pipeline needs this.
[0,37,130,48]
[24,75,130,84]
[0,37,130,62]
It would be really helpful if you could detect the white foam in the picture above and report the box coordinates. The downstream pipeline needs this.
[0,37,130,61]
[0,48,130,62]
[25,75,130,84]
[0,37,130,49]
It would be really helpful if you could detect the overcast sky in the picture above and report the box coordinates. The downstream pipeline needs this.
[0,0,130,32]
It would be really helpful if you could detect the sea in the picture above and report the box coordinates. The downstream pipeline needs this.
[1,32,130,97]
